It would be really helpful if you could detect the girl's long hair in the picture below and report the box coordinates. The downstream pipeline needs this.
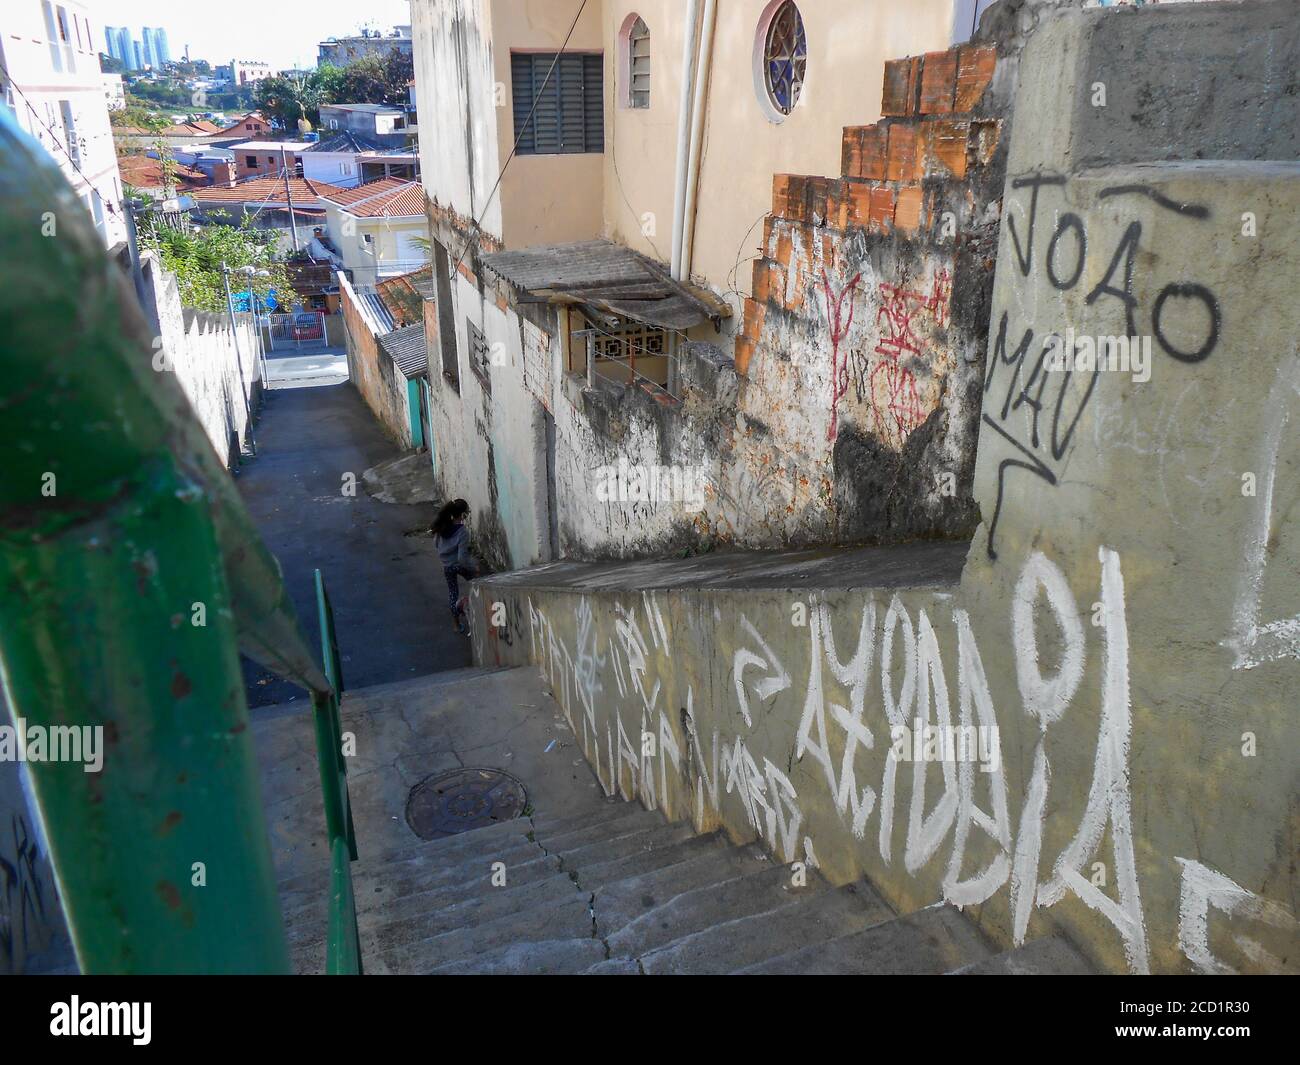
[432,498,470,539]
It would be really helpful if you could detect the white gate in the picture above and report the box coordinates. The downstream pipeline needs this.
[267,311,328,352]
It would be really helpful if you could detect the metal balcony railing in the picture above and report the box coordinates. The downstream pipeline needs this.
[0,108,361,975]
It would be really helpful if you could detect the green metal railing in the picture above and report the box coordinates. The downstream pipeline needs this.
[313,570,362,974]
[0,109,361,974]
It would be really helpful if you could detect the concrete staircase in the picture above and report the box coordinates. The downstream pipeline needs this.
[258,665,1092,975]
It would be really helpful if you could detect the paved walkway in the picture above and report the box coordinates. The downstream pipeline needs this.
[237,379,470,708]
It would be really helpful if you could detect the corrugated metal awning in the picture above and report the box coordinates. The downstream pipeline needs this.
[479,239,730,332]
[378,323,427,379]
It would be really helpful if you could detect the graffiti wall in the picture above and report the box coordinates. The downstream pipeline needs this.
[470,3,1300,973]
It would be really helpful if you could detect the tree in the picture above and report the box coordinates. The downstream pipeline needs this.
[254,74,310,129]
[139,219,292,315]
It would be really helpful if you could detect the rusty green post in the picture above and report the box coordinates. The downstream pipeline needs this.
[0,458,292,973]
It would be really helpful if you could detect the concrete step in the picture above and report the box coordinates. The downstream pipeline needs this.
[592,842,775,936]
[530,800,659,843]
[737,903,993,975]
[533,806,671,854]
[359,871,584,959]
[429,937,609,975]
[950,935,1095,974]
[337,666,512,709]
[575,832,734,892]
[371,894,596,974]
[548,819,697,872]
[635,881,895,974]
[601,860,828,959]
[282,848,565,944]
[275,815,538,899]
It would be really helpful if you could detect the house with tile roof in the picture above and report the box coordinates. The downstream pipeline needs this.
[189,174,351,250]
[300,131,386,189]
[319,178,429,289]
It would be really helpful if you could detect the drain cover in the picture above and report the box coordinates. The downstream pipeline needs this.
[405,768,528,840]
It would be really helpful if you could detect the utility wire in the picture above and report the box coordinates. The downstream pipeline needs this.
[451,0,589,275]
[0,62,124,217]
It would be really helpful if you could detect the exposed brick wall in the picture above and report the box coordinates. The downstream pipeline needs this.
[732,40,1008,543]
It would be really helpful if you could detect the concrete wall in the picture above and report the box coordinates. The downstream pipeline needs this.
[422,253,555,569]
[468,1,1300,975]
[341,276,417,449]
[139,252,262,469]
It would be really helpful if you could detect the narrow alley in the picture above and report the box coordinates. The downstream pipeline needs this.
[237,375,468,708]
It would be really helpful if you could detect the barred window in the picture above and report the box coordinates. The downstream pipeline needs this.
[625,16,650,109]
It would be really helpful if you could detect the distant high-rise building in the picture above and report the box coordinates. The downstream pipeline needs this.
[152,28,171,65]
[105,26,136,68]
[104,25,124,63]
[140,28,158,69]
[132,39,144,71]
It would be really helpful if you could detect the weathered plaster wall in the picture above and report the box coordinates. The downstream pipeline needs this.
[141,252,261,469]
[341,279,415,449]
[422,249,554,570]
[468,1,1300,975]
[541,35,1013,560]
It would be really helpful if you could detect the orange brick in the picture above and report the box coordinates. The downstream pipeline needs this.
[895,185,923,235]
[773,226,794,269]
[841,128,862,178]
[886,123,919,182]
[921,118,971,179]
[920,49,958,114]
[882,56,921,116]
[734,335,756,376]
[954,45,997,113]
[845,181,874,229]
[742,297,766,342]
[843,124,887,181]
[772,173,795,216]
[869,185,897,233]
[824,179,850,230]
[752,257,785,305]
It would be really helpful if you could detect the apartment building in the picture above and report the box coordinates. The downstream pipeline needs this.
[1,1,128,247]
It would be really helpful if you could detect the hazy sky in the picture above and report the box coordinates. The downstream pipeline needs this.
[89,0,413,71]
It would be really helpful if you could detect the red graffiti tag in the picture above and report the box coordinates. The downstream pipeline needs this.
[821,270,862,442]
[870,270,951,444]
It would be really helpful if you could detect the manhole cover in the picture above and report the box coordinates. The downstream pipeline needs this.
[405,768,528,840]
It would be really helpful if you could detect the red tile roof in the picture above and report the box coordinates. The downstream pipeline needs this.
[190,174,349,207]
[118,154,209,190]
[216,111,269,135]
[321,178,425,218]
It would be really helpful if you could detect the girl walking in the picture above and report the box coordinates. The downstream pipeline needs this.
[432,499,477,635]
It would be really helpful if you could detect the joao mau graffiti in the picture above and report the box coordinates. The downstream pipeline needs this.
[981,174,1223,559]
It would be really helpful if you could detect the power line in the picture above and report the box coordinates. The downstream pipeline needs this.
[0,61,124,218]
[450,0,589,276]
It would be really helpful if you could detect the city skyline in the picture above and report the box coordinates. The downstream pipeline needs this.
[93,1,413,71]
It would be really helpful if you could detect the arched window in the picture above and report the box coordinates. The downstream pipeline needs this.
[622,14,650,109]
[759,1,806,118]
